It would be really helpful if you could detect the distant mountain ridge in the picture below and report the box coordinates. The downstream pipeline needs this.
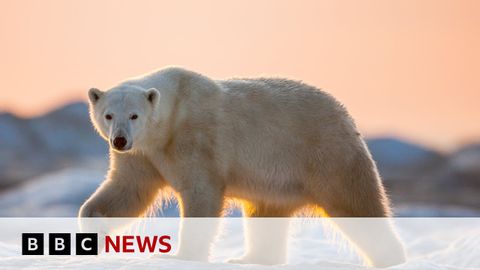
[0,102,108,188]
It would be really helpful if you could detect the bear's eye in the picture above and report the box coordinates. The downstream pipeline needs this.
[130,114,138,120]
[105,114,113,120]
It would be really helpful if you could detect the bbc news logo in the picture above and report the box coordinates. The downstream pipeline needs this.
[22,233,172,255]
[22,233,98,255]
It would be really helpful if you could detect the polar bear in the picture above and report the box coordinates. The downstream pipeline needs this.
[79,67,406,267]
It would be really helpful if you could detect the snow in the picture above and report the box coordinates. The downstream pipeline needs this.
[0,161,107,217]
[0,218,478,269]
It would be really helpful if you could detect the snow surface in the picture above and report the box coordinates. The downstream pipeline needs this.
[0,218,479,269]
[0,161,107,217]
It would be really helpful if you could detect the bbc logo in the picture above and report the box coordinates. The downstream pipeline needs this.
[22,233,98,255]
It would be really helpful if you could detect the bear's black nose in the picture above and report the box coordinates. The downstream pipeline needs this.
[113,136,127,149]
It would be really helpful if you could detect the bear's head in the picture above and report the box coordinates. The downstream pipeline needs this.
[87,86,160,153]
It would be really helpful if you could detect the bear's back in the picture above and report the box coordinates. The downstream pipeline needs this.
[215,76,360,164]
[217,77,352,130]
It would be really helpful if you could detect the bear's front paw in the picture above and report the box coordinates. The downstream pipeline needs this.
[78,202,110,235]
[78,202,106,218]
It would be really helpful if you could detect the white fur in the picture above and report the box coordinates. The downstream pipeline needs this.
[79,67,406,266]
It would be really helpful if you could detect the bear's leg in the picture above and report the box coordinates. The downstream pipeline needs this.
[79,153,164,218]
[174,184,225,261]
[316,171,407,267]
[229,203,293,265]
[78,153,165,250]
[322,208,406,267]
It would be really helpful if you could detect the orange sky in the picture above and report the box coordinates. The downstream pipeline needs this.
[0,0,479,149]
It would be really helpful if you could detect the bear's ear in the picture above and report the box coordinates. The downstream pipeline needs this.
[88,88,104,104]
[145,88,160,105]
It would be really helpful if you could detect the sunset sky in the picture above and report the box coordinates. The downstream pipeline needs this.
[0,1,479,149]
